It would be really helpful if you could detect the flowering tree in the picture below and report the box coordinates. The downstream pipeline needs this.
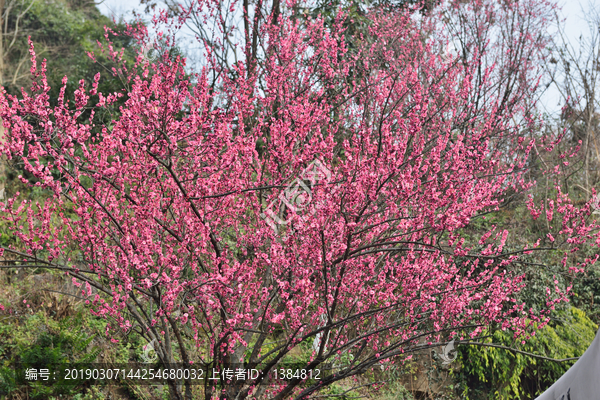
[1,0,599,399]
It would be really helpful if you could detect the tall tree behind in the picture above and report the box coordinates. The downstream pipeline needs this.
[0,0,34,87]
[0,0,135,102]
[545,6,600,197]
[0,0,137,198]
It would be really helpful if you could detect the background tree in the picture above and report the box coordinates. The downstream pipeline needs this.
[448,5,600,398]
[0,0,137,197]
[544,5,600,202]
[0,0,135,95]
[0,0,34,87]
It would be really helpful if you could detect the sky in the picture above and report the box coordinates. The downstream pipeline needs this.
[97,0,145,21]
[540,0,599,115]
[96,0,597,116]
